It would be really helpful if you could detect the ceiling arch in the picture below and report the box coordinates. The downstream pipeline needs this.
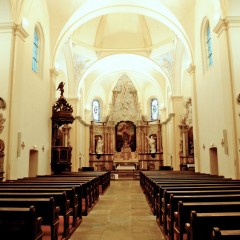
[52,0,194,67]
[78,54,169,108]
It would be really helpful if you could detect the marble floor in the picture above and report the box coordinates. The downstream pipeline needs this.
[70,180,165,240]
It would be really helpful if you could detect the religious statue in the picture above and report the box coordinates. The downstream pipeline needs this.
[56,81,65,97]
[146,135,156,154]
[96,136,103,154]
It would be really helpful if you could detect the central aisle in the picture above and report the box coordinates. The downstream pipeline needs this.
[70,180,165,240]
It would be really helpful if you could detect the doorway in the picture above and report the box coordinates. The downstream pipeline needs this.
[209,147,219,175]
[29,149,38,177]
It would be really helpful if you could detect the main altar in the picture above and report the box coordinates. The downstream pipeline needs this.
[89,74,163,171]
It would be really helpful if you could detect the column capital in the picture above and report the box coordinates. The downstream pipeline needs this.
[50,68,59,78]
[214,17,240,37]
[187,64,196,75]
[0,23,29,41]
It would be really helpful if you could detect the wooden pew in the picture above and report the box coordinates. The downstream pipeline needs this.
[0,184,82,222]
[156,183,240,224]
[59,171,111,193]
[185,211,240,240]
[0,206,44,240]
[174,201,240,240]
[211,227,240,240]
[17,176,96,215]
[167,194,240,240]
[0,186,78,228]
[163,188,240,237]
[0,191,71,238]
[146,179,240,215]
[0,197,60,240]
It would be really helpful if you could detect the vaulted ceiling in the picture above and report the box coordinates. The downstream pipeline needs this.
[46,0,195,108]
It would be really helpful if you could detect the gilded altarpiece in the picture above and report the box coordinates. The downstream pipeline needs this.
[89,74,163,171]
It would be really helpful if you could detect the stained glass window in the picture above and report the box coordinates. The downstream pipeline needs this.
[92,100,100,122]
[206,24,213,66]
[32,30,39,72]
[151,99,159,121]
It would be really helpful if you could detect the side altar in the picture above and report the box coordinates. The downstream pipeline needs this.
[88,74,163,171]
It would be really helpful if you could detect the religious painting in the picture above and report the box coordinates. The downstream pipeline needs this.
[115,121,136,152]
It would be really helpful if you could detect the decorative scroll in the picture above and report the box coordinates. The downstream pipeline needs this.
[0,139,5,152]
[0,113,6,134]
[108,74,141,123]
[0,98,6,109]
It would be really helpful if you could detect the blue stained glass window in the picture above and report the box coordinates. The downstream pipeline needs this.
[92,100,100,122]
[151,99,159,121]
[32,30,39,72]
[207,25,213,66]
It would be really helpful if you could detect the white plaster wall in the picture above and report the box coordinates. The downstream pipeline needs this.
[3,0,52,179]
[194,0,238,178]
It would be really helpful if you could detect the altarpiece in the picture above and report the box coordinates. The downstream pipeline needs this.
[89,74,163,171]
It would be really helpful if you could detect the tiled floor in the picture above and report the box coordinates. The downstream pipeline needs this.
[70,180,165,240]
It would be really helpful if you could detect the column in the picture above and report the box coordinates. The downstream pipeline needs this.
[214,17,240,178]
[170,96,184,170]
[187,65,199,171]
[1,24,28,179]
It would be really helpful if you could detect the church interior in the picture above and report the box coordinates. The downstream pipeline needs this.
[1,0,240,239]
[1,0,240,180]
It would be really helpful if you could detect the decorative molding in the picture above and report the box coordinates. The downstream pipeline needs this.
[171,96,183,101]
[213,19,228,36]
[0,114,6,134]
[14,24,29,41]
[163,113,175,125]
[108,73,142,124]
[0,139,4,152]
[187,64,196,75]
[237,93,240,104]
[0,22,15,33]
[214,17,240,37]
[50,68,59,78]
[75,116,90,127]
[0,98,6,109]
[0,23,29,41]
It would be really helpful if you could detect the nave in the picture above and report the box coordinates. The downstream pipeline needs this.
[70,180,164,240]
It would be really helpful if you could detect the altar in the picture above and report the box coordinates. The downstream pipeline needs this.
[116,164,136,170]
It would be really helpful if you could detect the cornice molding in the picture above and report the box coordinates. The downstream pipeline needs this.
[162,113,175,125]
[214,17,240,37]
[171,96,183,101]
[0,23,29,41]
[50,68,59,78]
[75,116,90,127]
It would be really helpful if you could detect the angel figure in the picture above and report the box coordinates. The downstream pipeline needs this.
[57,82,65,96]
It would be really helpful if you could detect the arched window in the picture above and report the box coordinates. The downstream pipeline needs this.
[92,99,100,122]
[32,29,39,73]
[206,23,213,66]
[151,98,159,121]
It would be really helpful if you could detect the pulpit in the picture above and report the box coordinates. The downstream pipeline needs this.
[51,146,72,173]
[51,82,74,174]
